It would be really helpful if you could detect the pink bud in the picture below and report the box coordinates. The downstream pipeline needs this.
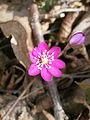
[70,32,85,45]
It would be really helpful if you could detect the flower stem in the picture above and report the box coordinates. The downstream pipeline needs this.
[29,4,66,120]
[59,43,71,57]
[48,77,65,120]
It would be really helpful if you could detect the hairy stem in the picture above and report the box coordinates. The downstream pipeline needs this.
[49,77,65,120]
[29,4,66,120]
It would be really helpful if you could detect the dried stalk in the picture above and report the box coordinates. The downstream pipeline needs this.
[29,4,44,45]
[29,4,66,120]
[40,6,85,20]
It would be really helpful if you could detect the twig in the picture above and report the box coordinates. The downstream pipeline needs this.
[2,75,35,119]
[63,74,90,78]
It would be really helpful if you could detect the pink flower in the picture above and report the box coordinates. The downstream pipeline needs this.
[28,42,66,82]
[70,32,85,45]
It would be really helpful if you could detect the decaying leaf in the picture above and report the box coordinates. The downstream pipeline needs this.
[57,12,79,43]
[0,3,33,69]
[0,95,33,120]
[0,60,25,91]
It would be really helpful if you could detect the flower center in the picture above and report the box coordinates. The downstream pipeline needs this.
[41,58,48,64]
[35,50,54,70]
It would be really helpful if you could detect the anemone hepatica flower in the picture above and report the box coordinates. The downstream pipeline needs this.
[28,42,66,82]
[70,32,85,45]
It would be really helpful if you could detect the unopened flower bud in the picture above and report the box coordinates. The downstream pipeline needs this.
[70,32,85,45]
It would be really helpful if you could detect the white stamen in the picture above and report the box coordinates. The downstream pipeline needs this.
[47,51,49,55]
[36,61,40,64]
[45,64,48,68]
[38,55,41,58]
[34,57,38,60]
[49,66,51,68]
[36,50,54,70]
[43,51,46,55]
[45,50,47,53]
[47,55,50,58]
[38,52,41,56]
[38,67,42,70]
[51,56,54,60]
[37,63,41,67]
[52,52,54,55]
[34,48,36,50]
[49,61,52,64]
[41,64,43,68]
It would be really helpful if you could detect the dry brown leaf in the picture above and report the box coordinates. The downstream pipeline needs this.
[57,12,79,43]
[0,61,25,90]
[0,95,33,120]
[42,110,55,120]
[0,3,33,69]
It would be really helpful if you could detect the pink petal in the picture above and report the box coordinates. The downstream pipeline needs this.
[49,47,61,58]
[32,47,39,57]
[52,59,66,69]
[78,36,85,44]
[48,65,62,77]
[41,66,52,82]
[28,64,40,76]
[38,42,48,52]
[29,52,36,63]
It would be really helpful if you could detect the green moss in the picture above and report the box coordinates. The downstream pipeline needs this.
[85,88,90,105]
[85,88,90,96]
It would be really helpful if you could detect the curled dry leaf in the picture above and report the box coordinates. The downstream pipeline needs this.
[0,3,33,69]
[57,12,79,43]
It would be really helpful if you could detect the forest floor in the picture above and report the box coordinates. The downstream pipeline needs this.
[0,0,90,120]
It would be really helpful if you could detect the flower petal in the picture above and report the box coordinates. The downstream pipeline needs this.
[49,47,61,58]
[28,64,40,76]
[32,47,39,57]
[78,36,85,44]
[48,65,62,77]
[41,66,52,82]
[52,59,66,69]
[38,42,48,52]
[29,52,36,63]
